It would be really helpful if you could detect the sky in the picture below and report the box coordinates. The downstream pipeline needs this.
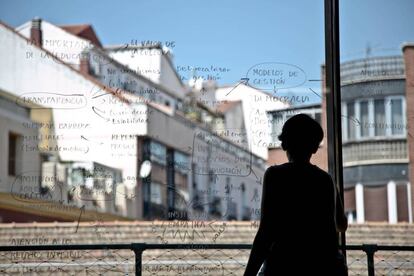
[1,0,413,105]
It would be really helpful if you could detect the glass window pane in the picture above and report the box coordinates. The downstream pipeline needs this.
[315,112,322,125]
[341,0,412,227]
[150,182,162,205]
[360,101,369,137]
[150,140,167,165]
[391,98,404,135]
[374,99,386,136]
[271,113,283,146]
[174,151,190,174]
[347,102,356,140]
[8,133,17,176]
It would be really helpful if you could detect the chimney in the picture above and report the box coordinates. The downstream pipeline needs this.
[30,17,42,47]
[79,51,90,75]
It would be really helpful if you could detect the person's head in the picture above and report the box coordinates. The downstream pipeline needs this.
[278,113,323,162]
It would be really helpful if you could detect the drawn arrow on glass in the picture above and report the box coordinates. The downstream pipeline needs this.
[246,164,262,184]
[92,106,110,122]
[225,78,250,96]
[90,83,105,98]
[110,43,129,54]
[251,168,261,184]
[131,48,138,58]
[75,205,85,233]
[309,88,322,99]
[92,89,110,99]
[81,135,104,145]
[341,114,361,126]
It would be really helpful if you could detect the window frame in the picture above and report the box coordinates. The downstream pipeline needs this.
[389,95,406,137]
[8,132,20,176]
[343,96,406,142]
[357,99,370,138]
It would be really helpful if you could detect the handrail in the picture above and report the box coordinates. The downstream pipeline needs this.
[0,243,413,276]
[2,242,414,252]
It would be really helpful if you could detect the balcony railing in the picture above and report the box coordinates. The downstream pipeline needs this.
[242,206,251,221]
[343,139,408,166]
[0,243,413,275]
[192,191,206,212]
[209,196,222,216]
[340,56,405,84]
[226,201,238,220]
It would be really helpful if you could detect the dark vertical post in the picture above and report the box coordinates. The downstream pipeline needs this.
[132,243,145,276]
[167,148,175,218]
[141,138,151,219]
[324,0,346,255]
[363,244,377,276]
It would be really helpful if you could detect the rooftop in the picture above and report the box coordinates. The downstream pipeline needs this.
[60,24,102,47]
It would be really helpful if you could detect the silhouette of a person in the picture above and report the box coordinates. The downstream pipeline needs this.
[244,114,348,275]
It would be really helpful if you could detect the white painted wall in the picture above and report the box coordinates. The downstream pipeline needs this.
[0,95,40,195]
[1,22,265,221]
[88,47,177,114]
[106,47,185,98]
[106,47,161,83]
[215,85,289,159]
[16,20,94,68]
[159,54,186,96]
[222,102,248,149]
[0,23,151,218]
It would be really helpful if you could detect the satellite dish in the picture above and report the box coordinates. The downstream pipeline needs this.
[139,160,152,178]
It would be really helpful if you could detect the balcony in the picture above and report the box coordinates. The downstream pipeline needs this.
[242,206,251,221]
[191,190,205,212]
[226,201,237,220]
[209,196,222,217]
[343,139,408,167]
[340,56,405,84]
[143,202,167,219]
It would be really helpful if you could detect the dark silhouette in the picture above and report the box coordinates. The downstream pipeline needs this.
[244,114,348,275]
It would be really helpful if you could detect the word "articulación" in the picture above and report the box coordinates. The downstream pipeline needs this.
[362,122,408,130]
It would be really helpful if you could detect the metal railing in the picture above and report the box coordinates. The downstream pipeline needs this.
[0,243,413,275]
[342,139,408,166]
[340,56,405,84]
